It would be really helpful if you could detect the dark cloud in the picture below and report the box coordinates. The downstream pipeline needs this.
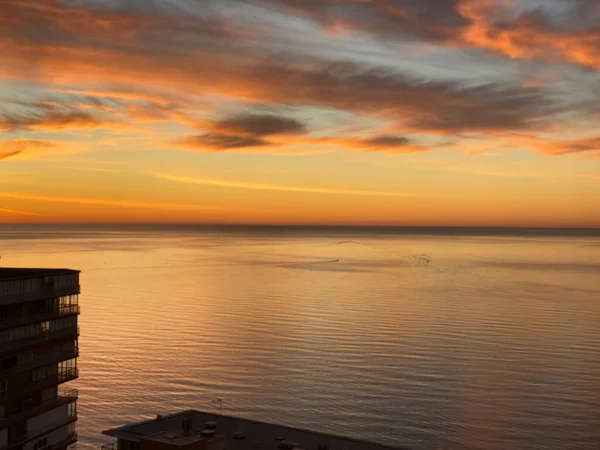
[242,60,558,133]
[215,114,306,137]
[249,0,600,70]
[171,113,306,151]
[314,134,431,153]
[259,0,468,42]
[0,139,57,160]
[173,134,270,151]
[0,106,116,131]
[0,0,595,150]
[0,0,254,63]
[0,149,23,160]
[364,135,411,147]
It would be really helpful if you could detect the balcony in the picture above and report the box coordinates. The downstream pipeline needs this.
[0,401,78,450]
[0,367,79,402]
[0,283,80,307]
[1,326,80,355]
[0,305,80,331]
[50,432,78,450]
[0,388,78,429]
[0,345,79,375]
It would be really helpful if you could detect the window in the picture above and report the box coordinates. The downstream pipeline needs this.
[21,398,33,409]
[1,355,17,370]
[68,401,77,418]
[34,437,48,450]
[41,321,50,332]
[43,276,54,286]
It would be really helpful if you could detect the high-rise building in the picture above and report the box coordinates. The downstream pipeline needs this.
[0,268,80,450]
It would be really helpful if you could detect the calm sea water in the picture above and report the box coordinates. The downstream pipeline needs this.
[1,225,600,450]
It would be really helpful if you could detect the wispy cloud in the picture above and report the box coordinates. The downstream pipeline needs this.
[578,174,600,180]
[148,171,424,198]
[56,166,127,173]
[0,107,120,132]
[0,192,223,210]
[0,139,59,160]
[0,207,43,217]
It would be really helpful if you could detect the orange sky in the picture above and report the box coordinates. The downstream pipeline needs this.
[1,0,599,226]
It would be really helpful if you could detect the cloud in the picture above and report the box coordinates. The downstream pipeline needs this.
[2,0,598,164]
[211,114,306,137]
[0,150,23,160]
[469,133,600,157]
[0,192,224,210]
[56,166,127,173]
[173,134,270,151]
[253,0,468,43]
[124,101,197,124]
[0,207,43,217]
[0,99,120,132]
[171,114,307,151]
[456,0,600,69]
[578,174,600,180]
[0,139,58,160]
[169,111,432,154]
[312,134,432,154]
[148,171,422,197]
[0,0,567,137]
[536,136,600,156]
[250,0,600,70]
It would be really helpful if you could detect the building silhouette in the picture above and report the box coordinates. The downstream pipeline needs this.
[0,268,80,450]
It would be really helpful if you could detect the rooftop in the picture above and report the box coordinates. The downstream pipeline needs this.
[0,268,80,282]
[142,429,224,447]
[103,410,410,450]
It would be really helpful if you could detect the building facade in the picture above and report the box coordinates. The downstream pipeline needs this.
[0,269,80,450]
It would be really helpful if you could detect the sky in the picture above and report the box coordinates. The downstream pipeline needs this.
[1,0,600,227]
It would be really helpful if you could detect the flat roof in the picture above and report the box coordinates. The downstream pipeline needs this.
[0,268,80,282]
[103,410,410,450]
[143,429,224,447]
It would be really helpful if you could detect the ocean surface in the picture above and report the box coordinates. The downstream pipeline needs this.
[1,225,600,450]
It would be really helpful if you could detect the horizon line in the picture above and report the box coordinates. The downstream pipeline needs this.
[1,222,599,231]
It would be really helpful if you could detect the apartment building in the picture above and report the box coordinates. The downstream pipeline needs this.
[0,268,80,450]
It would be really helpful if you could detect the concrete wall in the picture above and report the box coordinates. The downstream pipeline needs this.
[42,387,57,402]
[22,424,69,450]
[205,436,225,450]
[0,427,8,446]
[27,403,69,435]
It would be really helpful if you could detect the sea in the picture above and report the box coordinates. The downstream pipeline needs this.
[1,224,599,450]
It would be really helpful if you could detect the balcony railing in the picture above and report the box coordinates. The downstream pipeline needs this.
[0,284,80,310]
[0,305,80,331]
[0,407,78,450]
[0,388,77,429]
[51,432,78,450]
[0,367,79,401]
[0,346,78,375]
[1,326,80,354]
[58,367,79,384]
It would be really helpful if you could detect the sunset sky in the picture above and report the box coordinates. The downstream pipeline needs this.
[1,0,600,226]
